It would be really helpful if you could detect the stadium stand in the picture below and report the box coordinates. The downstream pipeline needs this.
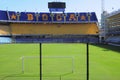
[10,23,98,35]
[101,9,120,45]
[0,10,99,43]
[0,24,11,35]
[10,23,99,43]
[14,35,99,43]
[0,24,12,43]
[106,36,120,43]
[0,37,12,43]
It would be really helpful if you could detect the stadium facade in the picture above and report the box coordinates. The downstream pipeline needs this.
[100,9,120,44]
[0,10,99,43]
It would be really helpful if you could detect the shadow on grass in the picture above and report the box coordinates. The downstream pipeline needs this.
[91,44,120,53]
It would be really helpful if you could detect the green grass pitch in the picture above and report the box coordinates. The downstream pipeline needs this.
[0,43,120,80]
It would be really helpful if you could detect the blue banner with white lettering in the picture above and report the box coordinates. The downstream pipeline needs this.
[0,10,98,23]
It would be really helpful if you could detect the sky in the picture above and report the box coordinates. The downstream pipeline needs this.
[0,0,120,20]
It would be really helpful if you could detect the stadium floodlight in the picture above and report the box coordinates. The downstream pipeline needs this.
[101,0,105,13]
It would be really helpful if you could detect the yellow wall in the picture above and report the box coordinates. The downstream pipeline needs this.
[10,23,99,35]
[0,25,10,35]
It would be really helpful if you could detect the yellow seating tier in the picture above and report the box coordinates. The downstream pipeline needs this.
[0,25,11,35]
[10,23,99,35]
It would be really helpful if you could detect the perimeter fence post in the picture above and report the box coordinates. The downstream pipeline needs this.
[86,43,89,80]
[40,43,42,80]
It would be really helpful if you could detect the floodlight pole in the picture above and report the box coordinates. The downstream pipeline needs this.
[86,42,89,80]
[40,43,42,80]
